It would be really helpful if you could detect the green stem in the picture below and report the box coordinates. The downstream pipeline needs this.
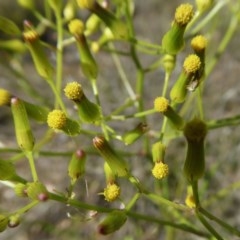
[207,115,240,129]
[55,6,64,109]
[25,151,38,182]
[199,207,240,237]
[191,180,200,208]
[14,200,39,216]
[196,211,224,240]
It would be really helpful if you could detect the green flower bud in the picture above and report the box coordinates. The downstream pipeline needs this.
[183,118,207,182]
[68,149,86,181]
[162,4,194,54]
[27,181,49,201]
[63,0,76,21]
[11,97,35,151]
[0,215,8,233]
[77,1,128,39]
[47,109,81,136]
[14,183,28,197]
[103,183,121,202]
[17,0,35,10]
[23,21,53,79]
[98,210,127,235]
[122,122,148,145]
[68,19,98,79]
[0,88,11,106]
[170,54,201,102]
[154,97,185,129]
[64,82,101,123]
[195,0,214,13]
[85,14,101,36]
[0,39,26,53]
[8,214,21,228]
[162,54,176,74]
[93,136,129,177]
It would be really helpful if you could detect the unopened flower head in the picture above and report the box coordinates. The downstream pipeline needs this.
[154,97,169,113]
[184,118,207,142]
[175,3,194,26]
[64,82,83,101]
[47,110,67,130]
[76,0,95,9]
[68,19,85,36]
[103,183,120,202]
[183,54,201,74]
[191,35,207,52]
[152,162,169,179]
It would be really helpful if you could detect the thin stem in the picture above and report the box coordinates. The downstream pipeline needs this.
[14,200,39,216]
[199,207,240,237]
[196,211,224,240]
[25,151,38,182]
[55,6,64,109]
[191,180,200,208]
[207,115,240,129]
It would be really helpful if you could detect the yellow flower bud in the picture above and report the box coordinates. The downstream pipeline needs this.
[64,82,100,123]
[68,19,85,36]
[17,0,35,10]
[183,54,201,74]
[162,4,194,55]
[152,162,169,179]
[183,118,207,182]
[98,210,127,235]
[103,183,121,202]
[76,0,95,9]
[175,4,194,26]
[195,0,214,13]
[93,136,129,177]
[154,97,185,129]
[47,110,67,130]
[0,88,11,106]
[64,81,83,101]
[85,14,101,36]
[185,186,196,208]
[63,0,76,21]
[191,35,207,53]
[47,109,80,135]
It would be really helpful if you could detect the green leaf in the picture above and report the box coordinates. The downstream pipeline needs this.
[0,16,21,36]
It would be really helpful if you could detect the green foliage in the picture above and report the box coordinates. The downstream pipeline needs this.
[0,0,240,239]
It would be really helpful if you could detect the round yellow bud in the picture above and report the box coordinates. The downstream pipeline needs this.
[68,19,85,36]
[152,162,169,179]
[103,183,120,202]
[76,0,95,9]
[183,54,201,74]
[23,29,39,43]
[191,35,207,52]
[47,110,67,130]
[185,194,196,208]
[175,4,194,26]
[0,88,11,106]
[64,81,83,101]
[154,97,169,113]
